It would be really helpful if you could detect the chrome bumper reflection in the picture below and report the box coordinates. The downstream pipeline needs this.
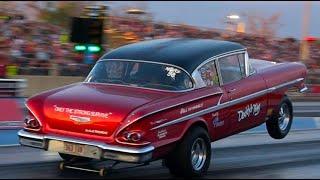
[18,130,154,163]
[299,86,308,93]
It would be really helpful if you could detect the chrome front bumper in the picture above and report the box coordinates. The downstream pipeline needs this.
[299,86,308,93]
[18,130,154,163]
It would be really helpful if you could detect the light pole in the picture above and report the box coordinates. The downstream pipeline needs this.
[126,8,147,42]
[225,14,245,33]
[300,1,311,63]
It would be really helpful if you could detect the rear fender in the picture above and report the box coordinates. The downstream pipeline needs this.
[115,112,209,149]
[148,118,209,160]
[152,117,209,148]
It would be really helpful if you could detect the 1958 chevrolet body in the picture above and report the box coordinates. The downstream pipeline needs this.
[18,38,307,177]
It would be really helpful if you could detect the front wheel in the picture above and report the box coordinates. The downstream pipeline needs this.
[164,126,211,177]
[266,96,293,139]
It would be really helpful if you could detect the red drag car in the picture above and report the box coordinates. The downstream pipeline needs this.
[18,38,307,177]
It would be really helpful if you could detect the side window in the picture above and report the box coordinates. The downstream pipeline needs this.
[237,54,246,77]
[245,53,256,75]
[218,54,243,84]
[198,61,219,87]
[248,60,256,75]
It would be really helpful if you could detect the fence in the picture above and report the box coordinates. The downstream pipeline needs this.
[0,78,26,97]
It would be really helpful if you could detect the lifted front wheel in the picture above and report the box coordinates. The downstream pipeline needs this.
[266,96,293,139]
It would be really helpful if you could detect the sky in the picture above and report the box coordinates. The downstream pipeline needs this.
[106,1,320,39]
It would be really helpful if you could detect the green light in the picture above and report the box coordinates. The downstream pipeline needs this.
[75,45,86,51]
[88,45,101,52]
[0,16,10,20]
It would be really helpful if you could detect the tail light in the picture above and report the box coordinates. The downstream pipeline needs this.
[116,130,150,146]
[124,131,142,142]
[24,110,42,132]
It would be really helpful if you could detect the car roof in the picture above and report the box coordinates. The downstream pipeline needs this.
[101,38,246,73]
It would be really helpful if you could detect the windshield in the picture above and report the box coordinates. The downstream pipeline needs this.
[85,60,194,91]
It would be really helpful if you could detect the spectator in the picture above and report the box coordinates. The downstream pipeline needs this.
[1,15,319,77]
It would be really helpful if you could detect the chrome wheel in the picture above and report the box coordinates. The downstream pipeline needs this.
[278,103,290,131]
[191,138,207,171]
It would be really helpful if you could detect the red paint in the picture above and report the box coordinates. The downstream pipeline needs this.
[24,61,307,160]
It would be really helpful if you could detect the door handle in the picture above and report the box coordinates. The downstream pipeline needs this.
[227,88,236,93]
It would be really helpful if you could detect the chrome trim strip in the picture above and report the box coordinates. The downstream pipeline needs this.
[299,86,308,93]
[18,130,154,154]
[82,82,192,93]
[217,93,224,105]
[244,52,249,77]
[151,89,268,130]
[18,130,44,140]
[87,59,196,93]
[116,91,224,135]
[151,78,304,130]
[215,57,223,86]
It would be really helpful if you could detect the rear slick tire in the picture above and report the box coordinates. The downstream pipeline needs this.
[165,126,211,177]
[266,96,293,139]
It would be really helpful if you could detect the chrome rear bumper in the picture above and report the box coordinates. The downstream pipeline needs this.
[18,130,154,163]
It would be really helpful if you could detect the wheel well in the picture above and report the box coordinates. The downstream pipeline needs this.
[185,121,209,140]
[165,121,210,158]
[189,121,208,131]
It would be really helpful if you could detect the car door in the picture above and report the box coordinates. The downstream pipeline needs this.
[194,59,231,140]
[217,53,268,133]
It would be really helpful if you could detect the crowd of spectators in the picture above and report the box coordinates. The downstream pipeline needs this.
[112,16,320,69]
[0,20,95,77]
[0,16,320,78]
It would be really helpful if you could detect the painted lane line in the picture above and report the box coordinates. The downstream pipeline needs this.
[0,144,20,147]
[314,117,320,128]
[293,102,320,106]
[293,109,320,113]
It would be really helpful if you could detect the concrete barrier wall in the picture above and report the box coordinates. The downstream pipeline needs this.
[9,75,320,100]
[12,75,85,97]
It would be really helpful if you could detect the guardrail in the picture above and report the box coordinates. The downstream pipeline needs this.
[0,79,27,97]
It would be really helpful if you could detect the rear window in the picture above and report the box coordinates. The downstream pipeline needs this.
[85,60,194,91]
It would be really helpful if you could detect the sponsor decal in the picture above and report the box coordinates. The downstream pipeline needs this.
[150,119,167,125]
[180,103,204,114]
[85,129,108,135]
[212,112,224,128]
[238,103,261,122]
[212,117,224,128]
[165,67,181,80]
[70,115,91,123]
[157,129,168,139]
[54,105,112,119]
